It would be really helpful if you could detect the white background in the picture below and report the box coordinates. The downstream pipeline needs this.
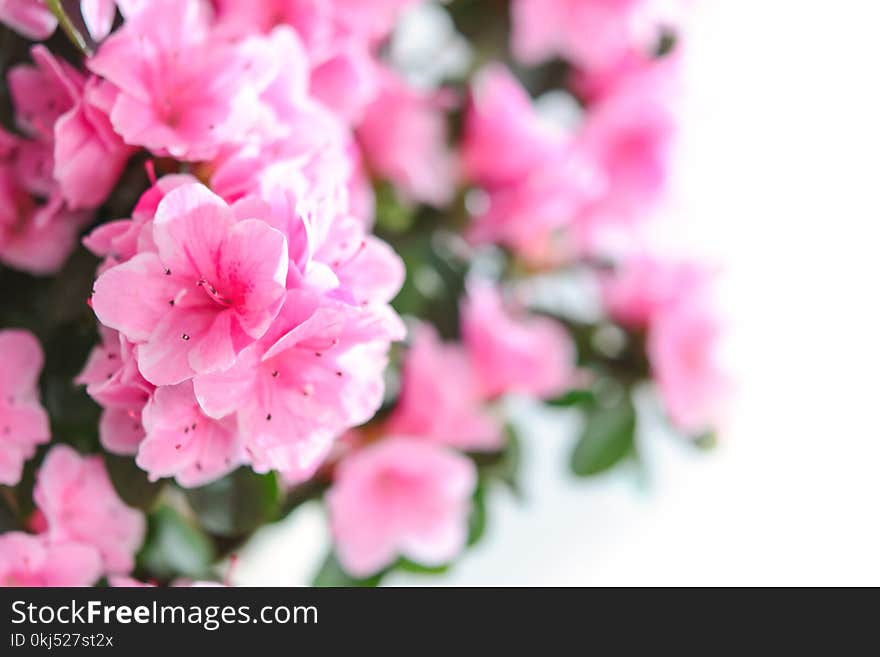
[235,0,880,586]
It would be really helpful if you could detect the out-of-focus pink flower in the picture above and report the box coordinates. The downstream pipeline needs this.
[461,281,575,399]
[212,0,415,123]
[76,327,153,455]
[0,0,57,40]
[358,69,455,207]
[648,300,727,434]
[33,445,146,575]
[0,175,89,274]
[0,532,102,587]
[387,325,503,451]
[601,254,708,328]
[138,381,241,487]
[462,65,565,187]
[462,65,603,266]
[511,0,657,70]
[9,46,132,210]
[574,52,677,226]
[87,0,275,160]
[328,437,476,577]
[92,183,289,385]
[0,330,50,486]
[309,44,378,124]
[602,254,725,433]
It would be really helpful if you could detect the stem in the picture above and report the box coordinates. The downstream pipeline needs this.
[44,0,93,57]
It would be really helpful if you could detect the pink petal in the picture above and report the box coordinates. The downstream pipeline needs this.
[152,183,235,282]
[92,252,182,343]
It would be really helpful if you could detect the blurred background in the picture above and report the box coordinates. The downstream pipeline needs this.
[233,0,880,586]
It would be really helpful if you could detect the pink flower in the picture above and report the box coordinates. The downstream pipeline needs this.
[0,0,57,40]
[387,325,502,451]
[92,183,289,385]
[87,0,274,160]
[193,288,403,482]
[575,52,677,224]
[357,69,455,207]
[462,66,602,265]
[33,445,146,575]
[511,0,657,70]
[138,381,241,487]
[83,173,198,268]
[0,533,102,587]
[461,281,575,399]
[462,65,565,188]
[0,330,50,486]
[602,255,725,433]
[212,0,415,124]
[648,301,727,434]
[601,254,708,328]
[0,179,88,274]
[9,46,132,210]
[328,437,476,577]
[76,327,153,455]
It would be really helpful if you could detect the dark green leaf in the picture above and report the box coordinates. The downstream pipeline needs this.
[692,431,718,451]
[137,505,216,580]
[104,454,163,511]
[467,482,487,546]
[473,424,522,497]
[185,468,281,537]
[396,558,451,575]
[544,389,597,408]
[570,393,637,477]
[374,181,416,234]
[312,551,385,587]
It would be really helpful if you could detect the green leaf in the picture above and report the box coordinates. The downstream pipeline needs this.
[184,468,281,537]
[374,181,415,234]
[396,558,451,575]
[137,505,216,581]
[570,393,637,477]
[312,551,385,587]
[472,424,522,497]
[467,482,487,546]
[692,431,718,451]
[105,454,163,511]
[544,389,597,408]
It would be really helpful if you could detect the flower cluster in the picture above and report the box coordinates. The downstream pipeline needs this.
[328,280,576,576]
[0,0,725,586]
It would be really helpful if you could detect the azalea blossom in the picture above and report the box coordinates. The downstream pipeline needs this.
[601,254,708,328]
[76,326,153,455]
[511,0,662,70]
[602,255,725,433]
[138,381,241,487]
[0,532,102,587]
[9,45,132,210]
[461,280,575,399]
[648,300,727,434]
[387,325,502,451]
[357,68,455,207]
[328,437,476,577]
[33,445,146,574]
[92,183,289,385]
[0,330,50,486]
[87,0,276,160]
[462,65,603,265]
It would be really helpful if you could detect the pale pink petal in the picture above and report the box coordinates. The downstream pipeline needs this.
[92,252,182,343]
